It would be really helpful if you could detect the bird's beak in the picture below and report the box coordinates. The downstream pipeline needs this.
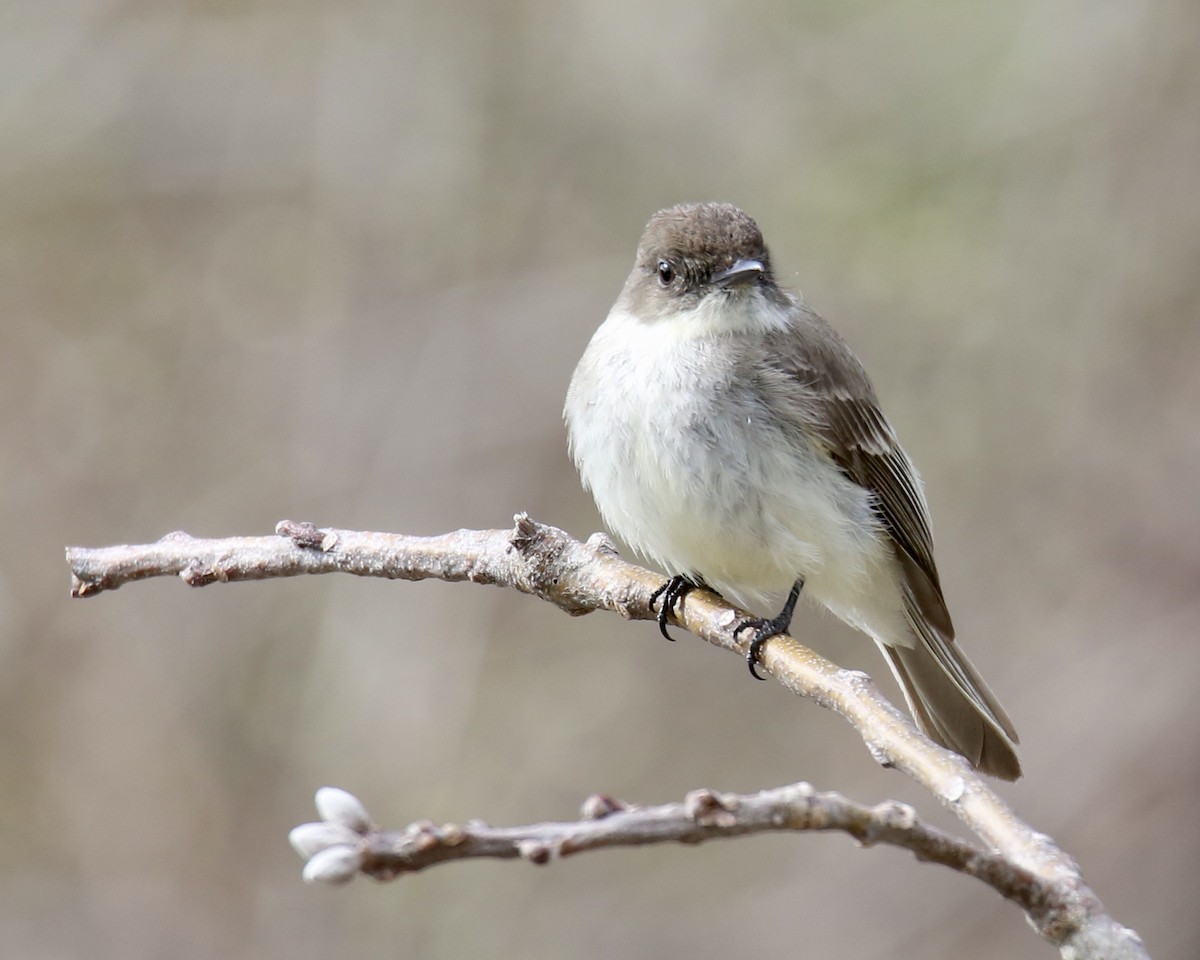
[711,258,765,287]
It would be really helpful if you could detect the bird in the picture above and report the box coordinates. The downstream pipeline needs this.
[564,201,1020,780]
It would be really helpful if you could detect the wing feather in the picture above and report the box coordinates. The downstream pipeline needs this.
[765,311,953,638]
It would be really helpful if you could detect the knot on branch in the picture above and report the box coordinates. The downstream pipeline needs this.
[506,514,596,616]
[685,788,739,828]
[508,513,569,573]
[580,794,628,820]
[180,561,229,587]
[276,520,339,552]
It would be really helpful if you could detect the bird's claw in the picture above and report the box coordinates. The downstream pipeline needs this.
[648,576,695,641]
[734,579,804,681]
[734,616,786,681]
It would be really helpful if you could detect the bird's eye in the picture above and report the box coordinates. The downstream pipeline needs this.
[656,260,675,286]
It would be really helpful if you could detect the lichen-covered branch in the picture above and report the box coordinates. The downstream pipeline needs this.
[65,517,1148,959]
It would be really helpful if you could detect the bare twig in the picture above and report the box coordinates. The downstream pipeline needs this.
[290,784,1045,908]
[65,516,1148,960]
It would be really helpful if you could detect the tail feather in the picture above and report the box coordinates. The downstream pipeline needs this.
[879,620,1021,781]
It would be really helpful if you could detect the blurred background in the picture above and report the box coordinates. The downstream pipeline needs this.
[5,1,1198,957]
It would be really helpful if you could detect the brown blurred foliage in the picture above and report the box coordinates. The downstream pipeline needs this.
[4,2,1199,957]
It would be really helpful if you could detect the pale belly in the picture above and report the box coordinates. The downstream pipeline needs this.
[566,314,912,646]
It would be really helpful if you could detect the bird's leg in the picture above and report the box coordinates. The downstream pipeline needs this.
[735,578,804,681]
[648,575,703,641]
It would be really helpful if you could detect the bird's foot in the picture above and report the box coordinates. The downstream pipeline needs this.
[734,579,804,681]
[648,575,698,641]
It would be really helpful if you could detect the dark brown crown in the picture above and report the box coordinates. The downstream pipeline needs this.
[636,202,770,275]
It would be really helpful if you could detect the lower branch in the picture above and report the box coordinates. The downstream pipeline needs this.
[290,784,1044,912]
[65,516,1148,960]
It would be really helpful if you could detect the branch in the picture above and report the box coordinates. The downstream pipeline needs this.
[65,517,1148,960]
[289,785,1044,908]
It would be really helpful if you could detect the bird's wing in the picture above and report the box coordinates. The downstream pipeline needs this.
[766,311,954,639]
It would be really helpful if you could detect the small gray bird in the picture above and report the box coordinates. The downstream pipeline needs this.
[564,202,1020,780]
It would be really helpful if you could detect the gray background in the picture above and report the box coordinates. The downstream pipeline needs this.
[6,1,1198,957]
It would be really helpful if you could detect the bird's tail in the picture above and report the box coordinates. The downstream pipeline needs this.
[879,624,1021,781]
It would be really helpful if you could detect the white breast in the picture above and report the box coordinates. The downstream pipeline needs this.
[565,302,911,646]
